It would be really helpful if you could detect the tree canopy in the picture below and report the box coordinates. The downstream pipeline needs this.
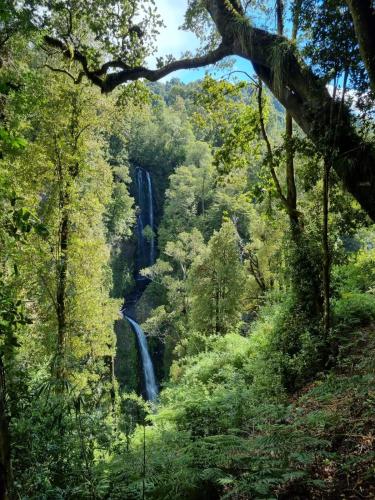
[1,1,375,499]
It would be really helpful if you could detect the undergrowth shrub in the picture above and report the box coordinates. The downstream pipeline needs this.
[333,292,375,329]
[252,294,325,391]
[104,324,375,499]
[332,234,375,330]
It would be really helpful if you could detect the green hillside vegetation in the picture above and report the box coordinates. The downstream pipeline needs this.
[1,1,375,498]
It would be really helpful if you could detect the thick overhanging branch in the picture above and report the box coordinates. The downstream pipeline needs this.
[102,44,232,92]
[43,35,232,93]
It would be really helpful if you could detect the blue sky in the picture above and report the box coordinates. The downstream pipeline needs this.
[151,0,255,83]
[149,3,348,106]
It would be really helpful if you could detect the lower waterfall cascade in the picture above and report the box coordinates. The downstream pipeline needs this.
[125,315,158,402]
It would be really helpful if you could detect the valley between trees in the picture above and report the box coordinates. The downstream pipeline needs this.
[1,1,375,498]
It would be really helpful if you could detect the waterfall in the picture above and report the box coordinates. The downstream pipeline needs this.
[119,167,158,401]
[125,315,158,402]
[135,167,155,270]
[145,170,155,264]
[136,167,145,271]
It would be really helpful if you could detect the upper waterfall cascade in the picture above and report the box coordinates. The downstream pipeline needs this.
[135,167,156,272]
[125,315,158,402]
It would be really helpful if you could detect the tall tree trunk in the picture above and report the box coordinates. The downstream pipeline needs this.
[215,287,220,335]
[276,0,299,232]
[346,0,375,93]
[56,206,69,380]
[276,0,284,36]
[0,357,12,500]
[54,93,81,380]
[247,252,266,292]
[322,159,330,338]
[286,0,302,232]
[257,3,323,319]
[106,353,117,415]
[285,114,298,229]
[0,45,13,500]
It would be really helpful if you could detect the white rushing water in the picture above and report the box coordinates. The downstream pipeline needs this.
[145,170,155,265]
[125,315,158,402]
[135,167,155,268]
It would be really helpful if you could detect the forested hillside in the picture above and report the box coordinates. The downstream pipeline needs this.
[1,1,374,499]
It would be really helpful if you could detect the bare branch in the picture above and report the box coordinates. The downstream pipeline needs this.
[43,64,83,84]
[102,44,232,92]
[43,35,232,92]
[224,70,258,85]
[44,36,104,88]
[257,79,288,207]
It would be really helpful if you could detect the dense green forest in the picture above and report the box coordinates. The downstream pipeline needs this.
[1,0,375,498]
